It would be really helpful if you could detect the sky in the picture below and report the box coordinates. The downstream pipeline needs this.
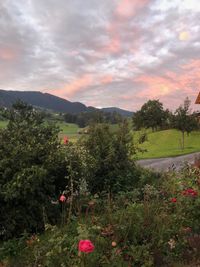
[0,0,200,111]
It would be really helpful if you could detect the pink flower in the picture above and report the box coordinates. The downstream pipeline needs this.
[59,194,66,202]
[78,240,95,253]
[171,198,177,203]
[63,136,69,144]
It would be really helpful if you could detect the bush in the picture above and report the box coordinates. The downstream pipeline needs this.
[80,120,139,195]
[0,102,67,240]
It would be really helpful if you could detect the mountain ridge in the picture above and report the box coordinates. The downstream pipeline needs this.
[0,89,133,116]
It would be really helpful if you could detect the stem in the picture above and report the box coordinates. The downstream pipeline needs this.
[67,162,74,224]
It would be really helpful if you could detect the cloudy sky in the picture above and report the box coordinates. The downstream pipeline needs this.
[0,0,200,111]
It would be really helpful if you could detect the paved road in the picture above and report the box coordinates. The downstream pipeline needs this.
[137,152,200,172]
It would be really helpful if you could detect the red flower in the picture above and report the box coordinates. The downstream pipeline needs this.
[171,198,177,203]
[59,194,66,202]
[78,240,95,253]
[182,188,198,197]
[63,136,69,144]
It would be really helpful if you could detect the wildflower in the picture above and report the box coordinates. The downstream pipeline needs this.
[182,188,198,197]
[168,238,176,250]
[63,136,69,144]
[78,240,94,253]
[59,194,66,202]
[171,197,177,203]
[112,241,117,247]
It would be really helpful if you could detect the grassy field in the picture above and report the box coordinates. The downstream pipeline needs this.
[1,120,200,158]
[56,121,80,142]
[136,129,200,159]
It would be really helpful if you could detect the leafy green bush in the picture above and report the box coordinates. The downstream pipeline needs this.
[0,102,67,240]
[80,120,139,195]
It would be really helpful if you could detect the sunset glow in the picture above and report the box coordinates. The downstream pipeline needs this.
[0,0,199,110]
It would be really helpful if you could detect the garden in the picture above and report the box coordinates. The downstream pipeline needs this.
[0,103,200,267]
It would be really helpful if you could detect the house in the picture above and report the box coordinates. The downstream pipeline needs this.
[195,91,200,123]
[195,92,200,104]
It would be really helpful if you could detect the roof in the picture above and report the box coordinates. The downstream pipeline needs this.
[195,92,200,104]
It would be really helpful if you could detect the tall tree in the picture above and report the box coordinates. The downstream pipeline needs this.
[133,99,167,131]
[173,97,199,150]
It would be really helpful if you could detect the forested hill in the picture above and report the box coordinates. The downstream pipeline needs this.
[0,90,88,114]
[0,89,133,116]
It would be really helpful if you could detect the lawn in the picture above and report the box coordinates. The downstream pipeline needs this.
[136,129,200,159]
[56,121,80,142]
[1,119,200,158]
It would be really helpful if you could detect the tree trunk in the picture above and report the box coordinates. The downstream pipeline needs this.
[182,131,185,150]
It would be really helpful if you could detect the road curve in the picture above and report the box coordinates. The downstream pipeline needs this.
[137,152,200,172]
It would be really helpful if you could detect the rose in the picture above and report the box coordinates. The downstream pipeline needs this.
[78,240,94,253]
[59,194,66,202]
[182,188,198,197]
[171,197,177,203]
[63,136,69,144]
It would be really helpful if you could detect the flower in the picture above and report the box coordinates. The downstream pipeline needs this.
[112,241,117,247]
[59,194,66,202]
[171,197,177,203]
[63,136,69,144]
[182,188,198,197]
[78,240,94,253]
[168,238,176,249]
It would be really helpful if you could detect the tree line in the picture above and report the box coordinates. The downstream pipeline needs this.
[132,98,199,150]
[63,110,123,127]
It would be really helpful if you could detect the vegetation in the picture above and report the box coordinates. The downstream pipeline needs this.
[64,110,123,128]
[0,102,68,240]
[136,129,200,159]
[0,102,141,241]
[133,97,200,156]
[1,166,200,266]
[80,121,139,194]
[0,101,200,266]
[173,98,199,150]
[132,99,170,131]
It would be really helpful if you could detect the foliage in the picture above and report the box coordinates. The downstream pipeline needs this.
[132,99,169,131]
[173,98,199,150]
[136,129,200,159]
[80,120,139,194]
[1,166,200,267]
[64,110,122,128]
[0,102,67,240]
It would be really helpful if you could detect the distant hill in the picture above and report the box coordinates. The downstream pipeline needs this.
[101,107,133,117]
[0,89,133,116]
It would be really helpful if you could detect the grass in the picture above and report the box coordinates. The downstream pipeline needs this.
[0,120,8,128]
[1,119,200,158]
[136,129,200,159]
[56,121,80,142]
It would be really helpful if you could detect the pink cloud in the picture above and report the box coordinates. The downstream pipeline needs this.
[115,0,149,18]
[133,59,200,109]
[100,74,113,84]
[52,74,93,98]
[0,47,17,60]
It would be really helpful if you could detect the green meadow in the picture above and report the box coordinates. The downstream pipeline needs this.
[56,121,80,142]
[136,129,200,159]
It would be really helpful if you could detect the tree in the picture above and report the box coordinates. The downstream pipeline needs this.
[173,97,199,150]
[0,102,67,239]
[133,100,167,131]
[81,120,138,195]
